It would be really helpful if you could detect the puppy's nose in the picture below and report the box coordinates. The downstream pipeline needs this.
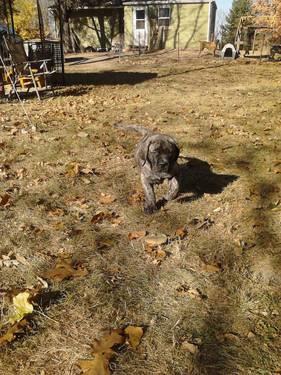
[159,160,169,166]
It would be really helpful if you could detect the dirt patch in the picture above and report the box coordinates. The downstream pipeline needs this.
[0,51,281,374]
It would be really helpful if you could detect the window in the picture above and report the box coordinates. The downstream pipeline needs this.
[158,7,170,27]
[136,9,145,30]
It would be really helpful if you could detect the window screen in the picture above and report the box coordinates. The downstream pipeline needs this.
[158,7,170,27]
[136,9,145,29]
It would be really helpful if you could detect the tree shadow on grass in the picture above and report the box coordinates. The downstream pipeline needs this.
[197,146,281,374]
[64,71,158,86]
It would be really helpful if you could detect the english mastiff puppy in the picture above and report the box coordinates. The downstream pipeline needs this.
[115,124,180,214]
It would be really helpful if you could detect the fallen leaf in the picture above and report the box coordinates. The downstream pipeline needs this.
[65,163,80,177]
[111,217,123,226]
[78,326,144,374]
[144,234,167,247]
[154,248,167,260]
[77,131,89,138]
[201,263,221,273]
[47,208,65,217]
[99,193,116,205]
[145,244,167,264]
[0,193,11,206]
[124,326,144,349]
[36,276,49,289]
[9,292,33,324]
[42,258,88,282]
[91,211,108,224]
[128,230,147,240]
[78,355,110,375]
[81,167,95,175]
[91,211,120,225]
[223,333,240,342]
[175,227,188,239]
[127,190,144,205]
[0,319,28,347]
[197,218,214,230]
[247,331,255,339]
[181,341,198,354]
[176,285,205,299]
[92,329,125,355]
[15,254,29,266]
[81,177,91,184]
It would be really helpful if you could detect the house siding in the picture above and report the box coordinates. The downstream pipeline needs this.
[124,2,210,50]
[124,7,134,48]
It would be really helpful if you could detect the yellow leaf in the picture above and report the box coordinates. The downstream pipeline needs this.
[124,326,144,349]
[9,292,33,324]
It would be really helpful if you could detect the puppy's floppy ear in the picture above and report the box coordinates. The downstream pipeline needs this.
[167,137,180,161]
[138,138,152,167]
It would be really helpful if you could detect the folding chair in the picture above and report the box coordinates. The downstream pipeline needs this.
[1,36,56,100]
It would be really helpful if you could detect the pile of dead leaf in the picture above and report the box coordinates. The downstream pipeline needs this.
[78,326,144,375]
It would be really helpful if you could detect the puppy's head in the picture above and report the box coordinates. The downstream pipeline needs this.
[140,135,179,175]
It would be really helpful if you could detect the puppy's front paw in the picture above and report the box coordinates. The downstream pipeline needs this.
[157,198,167,209]
[144,204,157,214]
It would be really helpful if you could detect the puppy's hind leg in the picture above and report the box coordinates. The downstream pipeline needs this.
[141,174,157,214]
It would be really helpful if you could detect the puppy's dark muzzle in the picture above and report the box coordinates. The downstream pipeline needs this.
[158,159,170,172]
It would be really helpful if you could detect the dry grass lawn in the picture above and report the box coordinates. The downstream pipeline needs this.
[0,50,281,374]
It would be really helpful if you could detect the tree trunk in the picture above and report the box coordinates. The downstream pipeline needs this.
[97,15,106,50]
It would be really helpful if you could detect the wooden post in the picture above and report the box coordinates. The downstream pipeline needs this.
[260,33,265,62]
[7,0,15,37]
[177,31,180,61]
[57,0,65,83]
[252,30,257,54]
[139,32,141,55]
[3,0,10,33]
[36,0,45,59]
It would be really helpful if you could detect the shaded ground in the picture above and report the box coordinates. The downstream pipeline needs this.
[0,50,281,374]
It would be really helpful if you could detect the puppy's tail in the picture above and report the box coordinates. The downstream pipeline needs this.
[114,123,152,136]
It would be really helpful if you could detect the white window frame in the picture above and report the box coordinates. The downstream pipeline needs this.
[158,6,170,28]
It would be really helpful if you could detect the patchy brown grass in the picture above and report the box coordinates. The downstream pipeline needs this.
[0,51,281,374]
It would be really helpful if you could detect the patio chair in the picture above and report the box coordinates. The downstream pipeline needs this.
[1,36,56,100]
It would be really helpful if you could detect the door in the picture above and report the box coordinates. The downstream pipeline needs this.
[134,8,147,47]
